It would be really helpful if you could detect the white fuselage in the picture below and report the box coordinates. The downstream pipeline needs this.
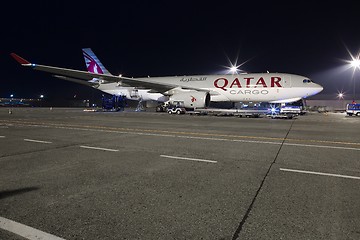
[97,73,323,103]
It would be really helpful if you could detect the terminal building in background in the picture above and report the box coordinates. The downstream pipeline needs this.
[0,97,92,108]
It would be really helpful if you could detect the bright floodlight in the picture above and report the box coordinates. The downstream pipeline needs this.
[351,58,360,69]
[223,54,252,74]
[230,66,238,73]
[40,95,44,98]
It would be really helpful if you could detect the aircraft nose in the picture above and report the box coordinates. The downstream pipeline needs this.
[308,83,323,97]
[316,84,324,93]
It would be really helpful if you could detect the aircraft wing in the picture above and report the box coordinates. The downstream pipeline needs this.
[10,53,194,93]
[11,53,120,81]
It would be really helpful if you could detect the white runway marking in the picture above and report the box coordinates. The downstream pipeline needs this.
[23,138,52,144]
[5,121,360,152]
[178,135,284,146]
[280,168,360,180]
[0,216,66,240]
[52,125,359,152]
[80,145,119,152]
[0,136,5,138]
[283,142,360,151]
[160,154,217,163]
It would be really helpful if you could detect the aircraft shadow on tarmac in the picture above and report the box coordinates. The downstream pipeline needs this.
[0,187,39,200]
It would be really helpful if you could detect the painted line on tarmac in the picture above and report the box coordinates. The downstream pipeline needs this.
[3,119,360,147]
[20,127,360,152]
[283,142,360,151]
[80,145,119,152]
[160,154,217,163]
[280,168,360,180]
[179,135,283,145]
[24,138,52,144]
[3,121,360,152]
[0,136,5,138]
[0,216,66,240]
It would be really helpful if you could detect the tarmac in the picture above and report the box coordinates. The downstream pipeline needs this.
[0,107,359,240]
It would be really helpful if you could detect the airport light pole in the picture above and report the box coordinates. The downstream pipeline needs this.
[39,94,44,107]
[337,92,345,110]
[350,56,360,102]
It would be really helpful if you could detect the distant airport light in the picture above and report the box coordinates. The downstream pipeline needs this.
[40,94,44,98]
[337,92,344,99]
[10,94,14,98]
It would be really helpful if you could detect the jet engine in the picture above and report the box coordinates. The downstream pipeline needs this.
[169,91,210,108]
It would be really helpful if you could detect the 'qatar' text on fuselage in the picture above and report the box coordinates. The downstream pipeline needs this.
[214,76,282,91]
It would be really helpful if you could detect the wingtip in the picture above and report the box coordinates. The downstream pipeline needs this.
[10,53,31,65]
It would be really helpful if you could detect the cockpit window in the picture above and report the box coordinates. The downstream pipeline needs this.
[303,79,311,83]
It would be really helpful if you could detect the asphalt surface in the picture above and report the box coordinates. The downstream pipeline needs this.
[0,108,359,240]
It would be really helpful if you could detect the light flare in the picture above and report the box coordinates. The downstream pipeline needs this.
[337,91,345,99]
[221,52,253,74]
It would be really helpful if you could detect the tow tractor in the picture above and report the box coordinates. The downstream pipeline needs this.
[156,101,187,114]
[167,105,186,114]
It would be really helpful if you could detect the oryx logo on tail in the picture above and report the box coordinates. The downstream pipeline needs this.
[82,48,111,75]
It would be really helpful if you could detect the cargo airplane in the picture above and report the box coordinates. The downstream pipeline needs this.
[11,49,323,108]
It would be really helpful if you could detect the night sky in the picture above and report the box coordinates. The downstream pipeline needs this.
[2,1,360,100]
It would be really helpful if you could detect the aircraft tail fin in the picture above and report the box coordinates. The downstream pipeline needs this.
[82,48,111,75]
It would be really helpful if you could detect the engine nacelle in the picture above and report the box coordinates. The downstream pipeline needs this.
[169,91,210,108]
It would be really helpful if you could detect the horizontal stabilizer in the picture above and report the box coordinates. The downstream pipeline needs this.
[10,53,31,65]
